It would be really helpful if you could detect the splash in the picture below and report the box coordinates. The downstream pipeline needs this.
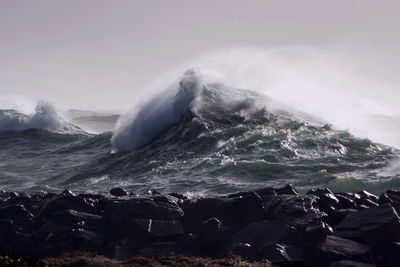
[0,100,82,133]
[119,47,400,149]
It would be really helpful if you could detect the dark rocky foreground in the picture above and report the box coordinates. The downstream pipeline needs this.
[1,185,400,266]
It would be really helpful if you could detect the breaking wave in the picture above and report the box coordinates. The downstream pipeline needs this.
[0,101,82,134]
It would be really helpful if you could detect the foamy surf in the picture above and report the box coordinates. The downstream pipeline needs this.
[0,101,83,134]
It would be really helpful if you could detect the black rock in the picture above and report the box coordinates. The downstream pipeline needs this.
[275,184,299,195]
[265,194,326,227]
[176,233,200,256]
[357,190,378,203]
[0,204,34,227]
[262,243,305,265]
[325,208,357,227]
[304,235,371,266]
[318,193,340,214]
[38,194,97,219]
[103,195,184,224]
[232,220,293,249]
[182,192,264,233]
[385,190,400,203]
[305,221,333,241]
[198,218,229,254]
[61,189,74,196]
[110,188,128,197]
[335,194,356,210]
[334,204,400,247]
[307,188,333,196]
[357,198,378,208]
[378,193,393,205]
[229,242,256,260]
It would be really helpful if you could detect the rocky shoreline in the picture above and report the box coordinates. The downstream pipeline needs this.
[0,185,399,266]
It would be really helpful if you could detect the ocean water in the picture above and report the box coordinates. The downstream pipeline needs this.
[0,70,399,196]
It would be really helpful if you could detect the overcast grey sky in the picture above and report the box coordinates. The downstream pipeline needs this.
[1,0,400,111]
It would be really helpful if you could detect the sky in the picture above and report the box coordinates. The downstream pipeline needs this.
[1,0,400,112]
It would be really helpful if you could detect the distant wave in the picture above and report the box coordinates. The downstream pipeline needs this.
[0,101,83,134]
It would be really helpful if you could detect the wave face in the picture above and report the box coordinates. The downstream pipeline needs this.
[112,70,202,151]
[0,101,82,134]
[0,71,400,195]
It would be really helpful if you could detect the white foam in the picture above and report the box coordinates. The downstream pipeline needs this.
[0,100,81,133]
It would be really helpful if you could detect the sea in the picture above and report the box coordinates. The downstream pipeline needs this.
[1,69,400,196]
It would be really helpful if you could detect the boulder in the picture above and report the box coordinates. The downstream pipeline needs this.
[182,192,264,233]
[262,243,305,265]
[103,195,184,224]
[335,193,357,209]
[305,221,333,241]
[232,220,294,249]
[334,204,400,247]
[275,184,299,195]
[304,235,371,266]
[318,193,339,214]
[38,194,97,219]
[0,204,34,227]
[109,188,128,197]
[265,195,326,227]
[228,242,256,260]
[197,218,229,255]
[176,233,200,256]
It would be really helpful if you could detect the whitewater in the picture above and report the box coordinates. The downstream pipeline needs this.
[1,48,400,195]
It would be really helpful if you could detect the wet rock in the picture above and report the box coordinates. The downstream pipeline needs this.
[305,235,371,266]
[176,233,200,256]
[0,204,34,227]
[109,188,128,197]
[335,194,356,210]
[169,192,187,200]
[232,220,293,249]
[262,244,304,265]
[305,221,333,241]
[325,208,357,227]
[265,194,326,227]
[307,188,333,196]
[254,187,277,197]
[61,189,74,196]
[39,194,97,219]
[103,195,184,224]
[357,190,378,203]
[182,192,263,233]
[381,242,400,267]
[378,193,393,205]
[275,184,299,195]
[1,185,400,265]
[334,204,400,247]
[69,228,103,251]
[198,218,229,255]
[385,190,400,203]
[357,198,378,208]
[229,242,256,260]
[318,193,339,214]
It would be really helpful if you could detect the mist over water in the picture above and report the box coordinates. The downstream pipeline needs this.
[1,46,400,195]
[193,47,400,149]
